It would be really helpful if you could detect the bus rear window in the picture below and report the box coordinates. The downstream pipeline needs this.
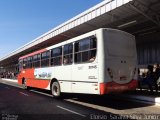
[105,31,135,57]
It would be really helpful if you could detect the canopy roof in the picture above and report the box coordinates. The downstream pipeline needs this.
[0,0,160,66]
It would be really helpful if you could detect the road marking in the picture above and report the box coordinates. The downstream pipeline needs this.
[57,105,86,117]
[19,92,29,96]
[30,90,53,97]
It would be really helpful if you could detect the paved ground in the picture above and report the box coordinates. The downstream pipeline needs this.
[0,79,160,120]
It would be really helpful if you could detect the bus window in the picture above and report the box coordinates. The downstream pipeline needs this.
[41,51,50,67]
[80,38,90,51]
[63,43,73,65]
[89,37,97,61]
[74,42,79,52]
[90,37,97,49]
[74,37,97,63]
[19,59,23,71]
[23,58,27,69]
[51,47,62,66]
[33,55,37,68]
[33,54,41,68]
[27,56,33,68]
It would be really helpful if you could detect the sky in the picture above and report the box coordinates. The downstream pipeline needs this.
[0,0,102,59]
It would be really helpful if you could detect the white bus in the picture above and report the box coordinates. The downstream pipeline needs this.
[18,28,138,97]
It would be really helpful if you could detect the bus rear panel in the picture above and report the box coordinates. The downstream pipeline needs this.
[99,29,138,94]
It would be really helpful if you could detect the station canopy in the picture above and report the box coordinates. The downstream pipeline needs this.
[0,0,160,67]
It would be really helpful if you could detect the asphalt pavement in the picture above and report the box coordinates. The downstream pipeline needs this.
[0,79,160,120]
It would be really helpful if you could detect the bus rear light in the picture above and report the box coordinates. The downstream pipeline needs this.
[129,80,138,89]
[107,68,113,79]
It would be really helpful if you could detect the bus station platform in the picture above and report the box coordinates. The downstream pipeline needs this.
[1,78,160,106]
[119,89,160,106]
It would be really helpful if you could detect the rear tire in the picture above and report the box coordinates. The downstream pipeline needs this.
[51,81,61,98]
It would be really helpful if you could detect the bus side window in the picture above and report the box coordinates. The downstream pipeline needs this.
[51,47,62,66]
[89,38,97,61]
[74,42,79,52]
[90,37,97,49]
[33,54,40,68]
[33,55,37,68]
[74,37,97,63]
[81,39,90,62]
[37,54,41,68]
[30,56,33,68]
[27,56,33,68]
[19,59,23,71]
[63,43,73,65]
[41,51,50,67]
[23,58,27,69]
[74,42,81,63]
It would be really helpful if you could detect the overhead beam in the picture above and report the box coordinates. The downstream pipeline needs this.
[129,0,160,27]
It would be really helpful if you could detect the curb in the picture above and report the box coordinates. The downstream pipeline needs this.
[119,94,160,106]
[1,78,17,83]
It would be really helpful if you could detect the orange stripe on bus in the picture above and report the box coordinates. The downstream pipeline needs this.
[17,68,50,89]
[19,48,47,59]
[27,79,50,89]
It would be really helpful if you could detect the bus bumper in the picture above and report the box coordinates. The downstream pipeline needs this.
[100,79,138,95]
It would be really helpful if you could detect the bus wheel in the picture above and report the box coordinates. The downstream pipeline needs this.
[51,81,60,98]
[22,78,27,90]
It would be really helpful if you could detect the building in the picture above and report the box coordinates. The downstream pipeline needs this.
[0,0,160,72]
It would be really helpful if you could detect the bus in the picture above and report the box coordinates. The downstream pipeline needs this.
[17,28,138,97]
